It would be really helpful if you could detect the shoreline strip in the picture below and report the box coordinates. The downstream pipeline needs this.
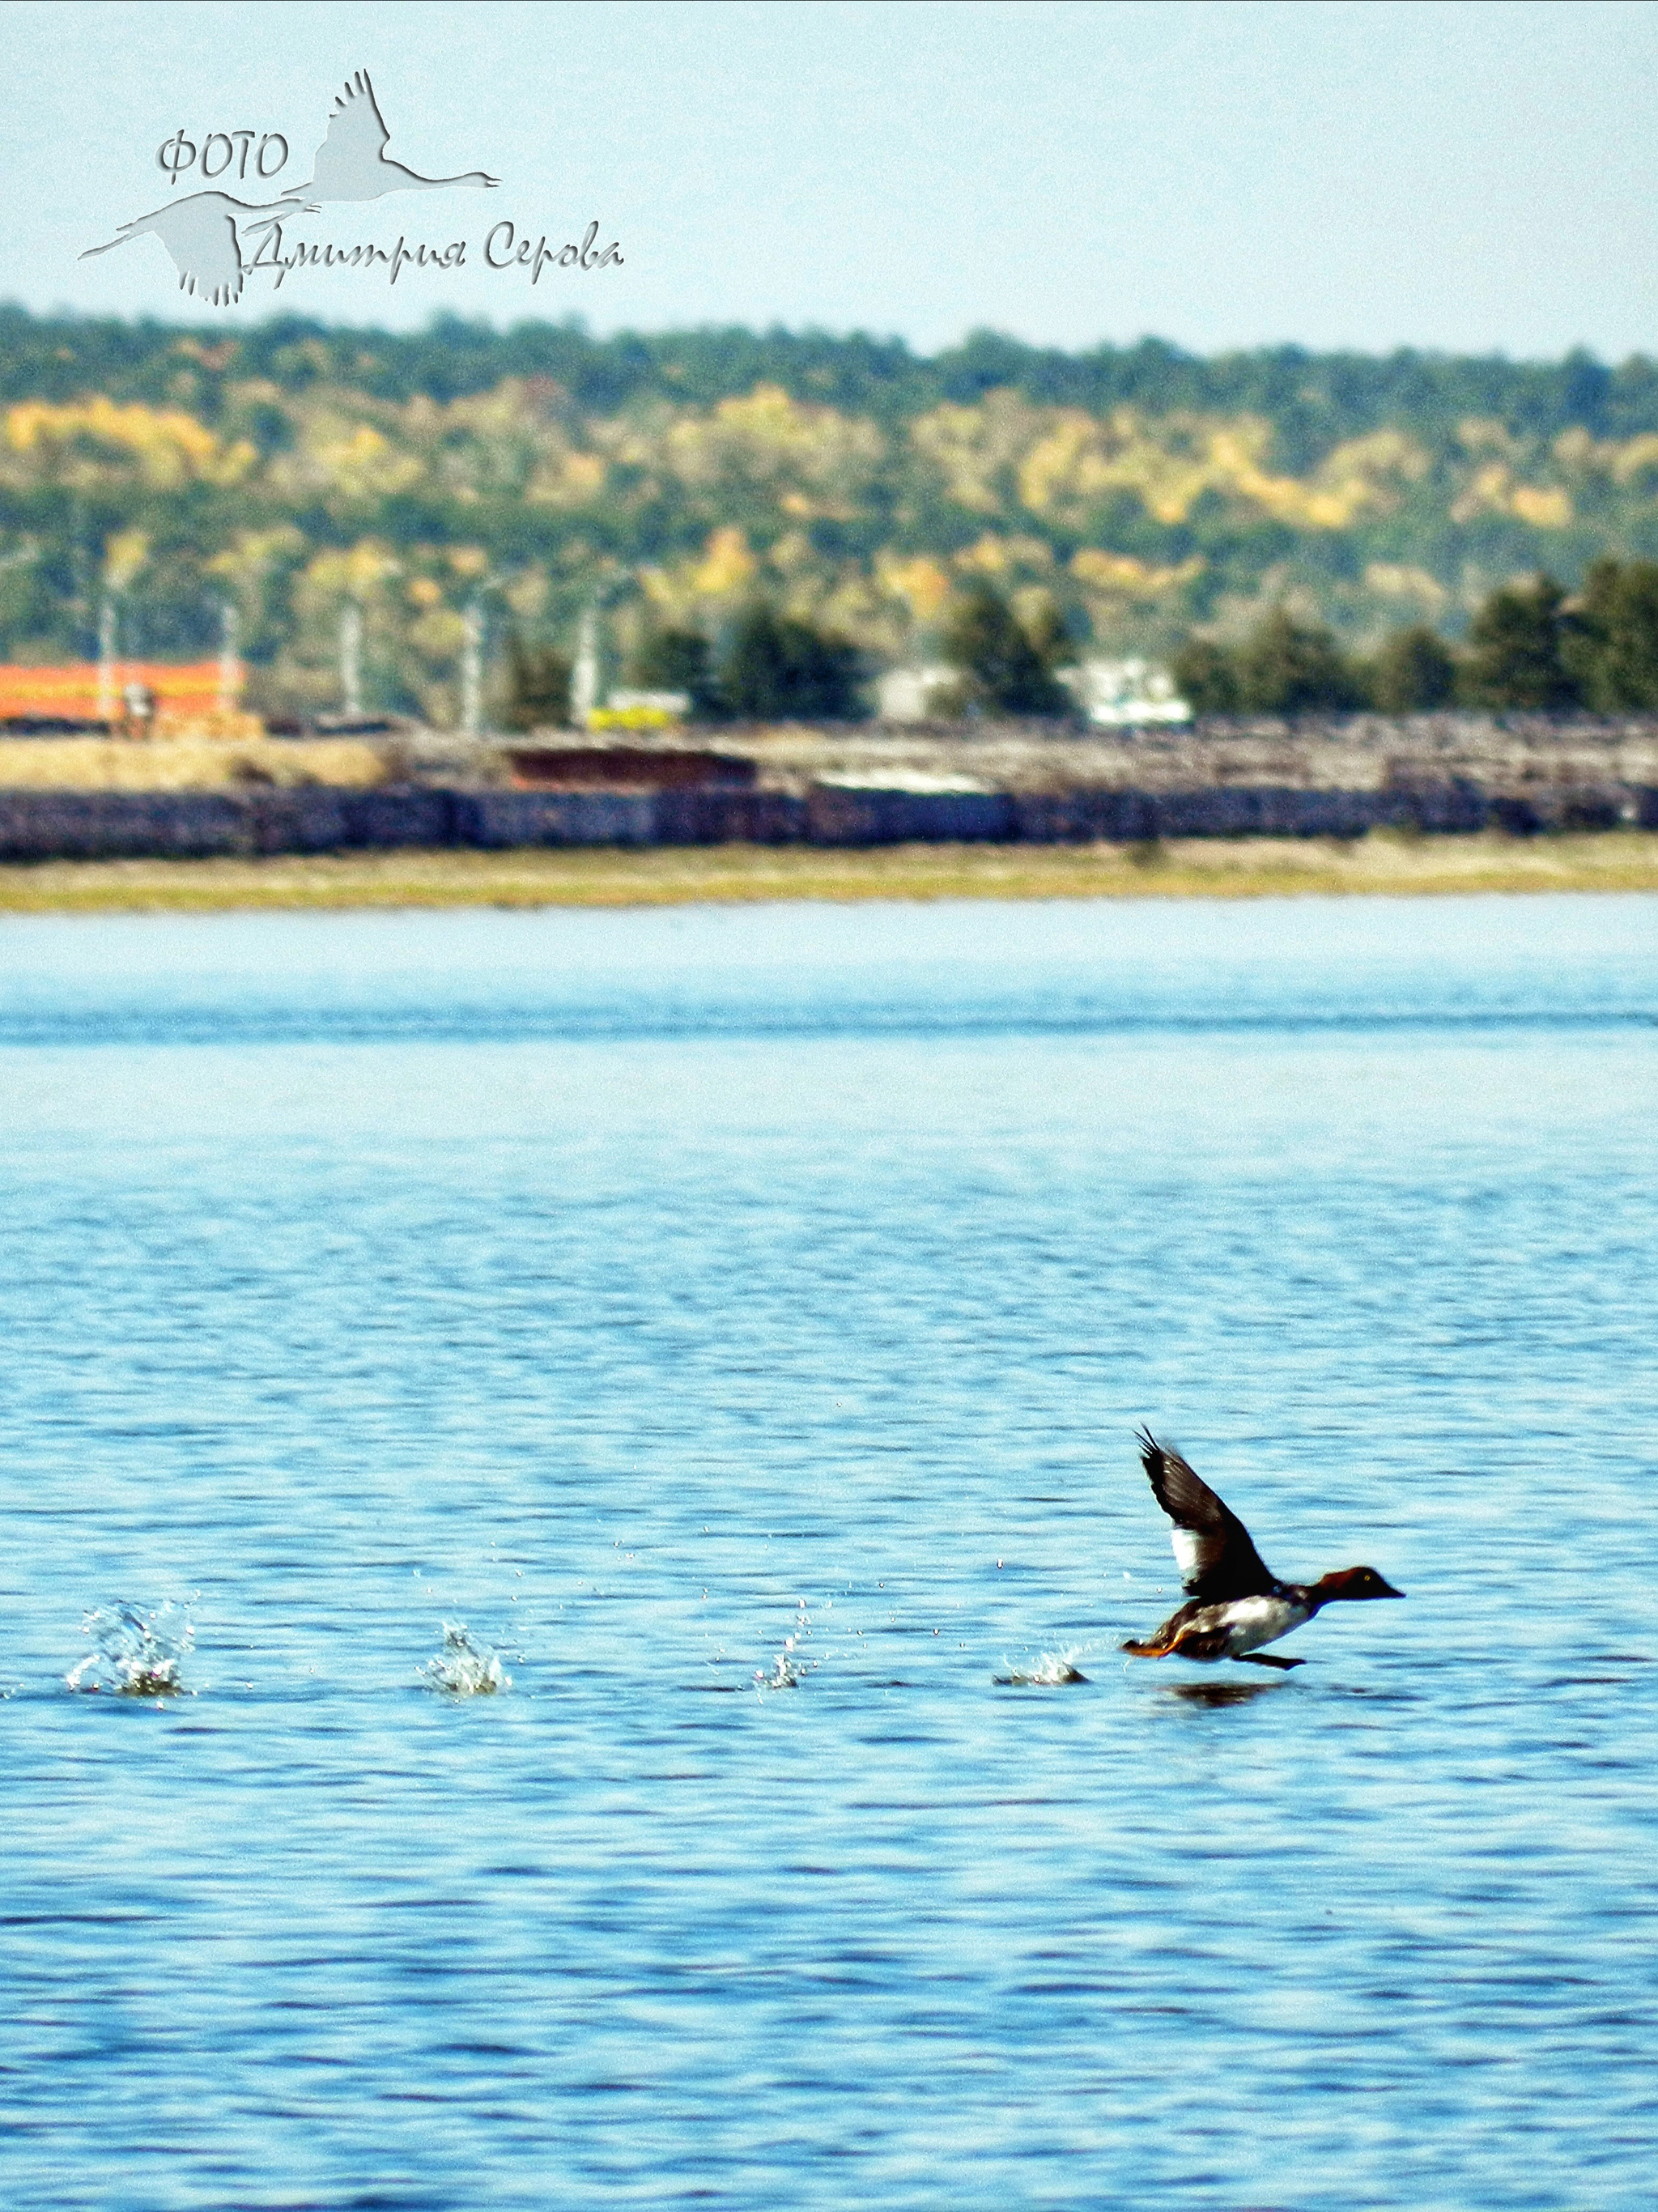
[2,832,1656,913]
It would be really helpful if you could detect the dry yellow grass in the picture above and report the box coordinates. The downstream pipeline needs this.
[0,831,1656,913]
[0,738,388,790]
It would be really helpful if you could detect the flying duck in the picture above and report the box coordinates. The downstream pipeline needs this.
[1123,1428,1402,1668]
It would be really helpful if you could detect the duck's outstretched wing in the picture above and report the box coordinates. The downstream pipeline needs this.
[1136,1428,1275,1600]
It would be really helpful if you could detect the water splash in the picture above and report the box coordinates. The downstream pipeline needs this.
[755,1599,815,1691]
[421,1622,509,1695]
[66,1601,194,1697]
[996,1648,1089,1687]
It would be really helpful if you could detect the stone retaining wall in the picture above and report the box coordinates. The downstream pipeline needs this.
[0,780,1654,861]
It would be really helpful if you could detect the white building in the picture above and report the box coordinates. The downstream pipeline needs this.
[877,657,1190,726]
[1063,657,1192,726]
[874,665,963,723]
[606,689,691,717]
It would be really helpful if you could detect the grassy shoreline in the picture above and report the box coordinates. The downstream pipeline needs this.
[1,831,1656,914]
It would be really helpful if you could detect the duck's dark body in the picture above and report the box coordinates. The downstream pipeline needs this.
[1123,1429,1402,1666]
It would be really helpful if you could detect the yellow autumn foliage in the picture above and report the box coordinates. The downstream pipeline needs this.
[1610,433,1658,486]
[912,393,1046,514]
[954,533,1054,577]
[690,526,759,598]
[1452,465,1573,528]
[9,341,1652,722]
[1070,549,1204,598]
[1457,419,1520,457]
[3,397,255,489]
[526,449,606,505]
[1511,485,1573,529]
[1544,427,1658,490]
[878,555,952,623]
[1548,427,1658,487]
[1364,563,1449,610]
[1002,403,1427,531]
[103,530,150,593]
[649,385,886,521]
[407,606,467,661]
[639,526,761,622]
[207,527,304,598]
[305,423,426,503]
[300,541,402,608]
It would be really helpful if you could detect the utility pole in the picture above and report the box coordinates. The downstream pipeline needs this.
[572,602,601,726]
[218,602,241,717]
[461,597,483,742]
[339,602,363,717]
[97,596,117,725]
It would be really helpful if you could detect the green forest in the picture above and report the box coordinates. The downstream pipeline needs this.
[5,304,1658,722]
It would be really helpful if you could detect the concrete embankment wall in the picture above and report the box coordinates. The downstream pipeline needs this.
[1,780,1656,861]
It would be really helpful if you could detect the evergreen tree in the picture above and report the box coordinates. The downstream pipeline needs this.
[942,584,1069,715]
[503,634,572,730]
[1566,558,1658,709]
[721,602,863,721]
[1169,637,1241,714]
[1021,598,1072,674]
[629,624,725,718]
[1459,575,1579,709]
[1235,606,1363,713]
[1368,623,1458,712]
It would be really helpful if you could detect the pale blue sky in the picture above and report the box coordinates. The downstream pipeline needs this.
[7,0,1658,357]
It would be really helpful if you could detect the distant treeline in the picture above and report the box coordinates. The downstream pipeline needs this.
[7,307,1658,453]
[500,564,1658,725]
[6,304,1658,725]
[1173,560,1658,717]
[505,585,1060,725]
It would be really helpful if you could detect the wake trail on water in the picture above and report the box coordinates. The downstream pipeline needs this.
[55,1588,1099,1704]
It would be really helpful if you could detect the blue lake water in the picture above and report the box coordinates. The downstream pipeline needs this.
[2,892,1655,2211]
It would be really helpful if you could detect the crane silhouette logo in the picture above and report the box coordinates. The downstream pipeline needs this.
[297,70,500,202]
[83,69,500,304]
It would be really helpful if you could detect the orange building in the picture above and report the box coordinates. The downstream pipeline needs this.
[0,661,241,728]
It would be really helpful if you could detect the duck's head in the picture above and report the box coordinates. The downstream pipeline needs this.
[1315,1565,1405,1602]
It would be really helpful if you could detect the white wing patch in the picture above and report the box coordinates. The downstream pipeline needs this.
[1222,1595,1310,1655]
[1170,1528,1203,1583]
